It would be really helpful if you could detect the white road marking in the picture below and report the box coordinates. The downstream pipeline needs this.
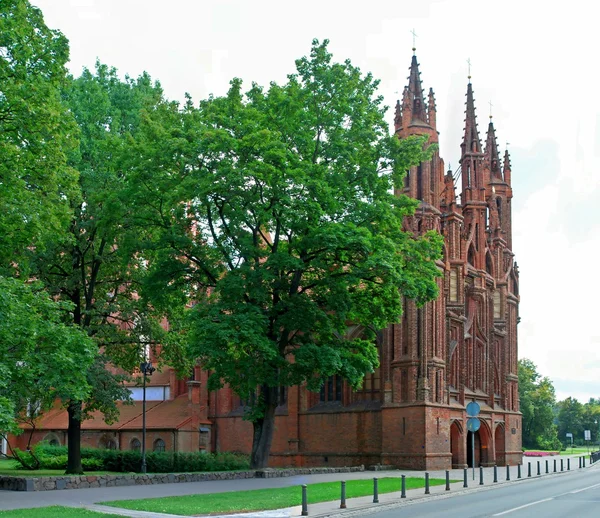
[492,498,554,516]
[569,482,600,494]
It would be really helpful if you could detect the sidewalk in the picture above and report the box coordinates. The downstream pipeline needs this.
[0,454,593,517]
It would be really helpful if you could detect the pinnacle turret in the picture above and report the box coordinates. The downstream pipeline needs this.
[503,149,512,185]
[461,82,481,155]
[485,120,502,180]
[428,88,437,129]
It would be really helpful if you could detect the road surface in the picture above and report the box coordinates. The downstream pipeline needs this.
[369,465,600,517]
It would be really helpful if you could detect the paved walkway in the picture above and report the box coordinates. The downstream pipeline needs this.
[0,454,593,518]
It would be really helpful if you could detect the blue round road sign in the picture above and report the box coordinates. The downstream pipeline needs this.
[467,417,481,432]
[466,401,480,417]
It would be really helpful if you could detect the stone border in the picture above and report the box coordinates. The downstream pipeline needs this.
[0,465,365,491]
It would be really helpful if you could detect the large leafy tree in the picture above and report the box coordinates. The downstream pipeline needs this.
[557,397,584,446]
[30,63,167,473]
[0,0,94,441]
[0,0,78,272]
[518,359,560,450]
[131,40,442,468]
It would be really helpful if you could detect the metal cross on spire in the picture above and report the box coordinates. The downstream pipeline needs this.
[489,100,493,119]
[411,28,418,54]
[467,58,472,80]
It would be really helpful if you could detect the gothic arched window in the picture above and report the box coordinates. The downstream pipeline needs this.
[153,438,166,452]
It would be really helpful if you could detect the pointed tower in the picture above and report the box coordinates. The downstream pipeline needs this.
[460,81,484,200]
[395,52,442,205]
[485,119,502,183]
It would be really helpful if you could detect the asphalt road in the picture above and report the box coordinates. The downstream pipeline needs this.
[369,466,600,518]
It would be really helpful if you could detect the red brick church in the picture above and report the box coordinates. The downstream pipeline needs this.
[11,52,521,470]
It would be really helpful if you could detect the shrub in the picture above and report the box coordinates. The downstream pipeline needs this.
[16,445,250,473]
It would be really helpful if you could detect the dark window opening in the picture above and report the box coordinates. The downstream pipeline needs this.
[320,376,342,402]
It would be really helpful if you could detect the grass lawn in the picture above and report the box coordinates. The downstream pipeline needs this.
[560,447,595,455]
[0,506,125,518]
[0,459,118,477]
[101,476,448,515]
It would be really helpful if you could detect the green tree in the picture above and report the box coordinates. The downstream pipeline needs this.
[518,359,561,450]
[0,0,78,273]
[132,40,442,468]
[0,277,94,449]
[30,63,168,474]
[557,397,584,446]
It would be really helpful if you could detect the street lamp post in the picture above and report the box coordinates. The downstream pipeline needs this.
[140,361,155,474]
[596,420,599,451]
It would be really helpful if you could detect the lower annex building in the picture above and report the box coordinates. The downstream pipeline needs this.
[9,51,521,470]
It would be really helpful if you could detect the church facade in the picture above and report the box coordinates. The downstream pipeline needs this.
[17,52,521,470]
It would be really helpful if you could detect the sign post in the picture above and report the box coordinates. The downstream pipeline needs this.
[566,432,573,451]
[585,430,591,453]
[466,401,481,480]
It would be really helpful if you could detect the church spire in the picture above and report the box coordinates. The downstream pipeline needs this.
[407,54,428,125]
[485,119,502,180]
[461,81,481,155]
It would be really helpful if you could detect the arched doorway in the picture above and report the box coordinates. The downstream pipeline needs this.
[495,424,506,466]
[450,421,463,468]
[466,431,482,467]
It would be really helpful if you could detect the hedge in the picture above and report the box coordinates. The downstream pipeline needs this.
[32,444,250,473]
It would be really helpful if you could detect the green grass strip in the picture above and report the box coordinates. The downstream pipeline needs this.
[0,506,125,518]
[101,476,447,515]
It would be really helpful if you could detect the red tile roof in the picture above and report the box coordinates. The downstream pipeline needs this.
[32,397,205,432]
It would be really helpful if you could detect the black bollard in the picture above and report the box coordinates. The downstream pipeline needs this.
[480,466,484,485]
[445,470,450,491]
[583,456,586,468]
[425,472,430,495]
[401,474,406,498]
[561,458,564,471]
[568,458,571,470]
[545,460,549,474]
[340,481,346,509]
[373,477,379,503]
[518,463,522,479]
[537,461,541,476]
[579,457,582,469]
[554,459,557,473]
[506,464,510,481]
[528,462,531,477]
[493,464,498,483]
[463,468,468,488]
[301,485,308,516]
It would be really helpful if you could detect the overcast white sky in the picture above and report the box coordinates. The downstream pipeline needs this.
[33,0,600,402]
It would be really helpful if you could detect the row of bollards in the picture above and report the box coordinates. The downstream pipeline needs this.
[300,455,589,515]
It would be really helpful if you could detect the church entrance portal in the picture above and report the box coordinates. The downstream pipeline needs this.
[466,430,482,467]
[450,421,463,468]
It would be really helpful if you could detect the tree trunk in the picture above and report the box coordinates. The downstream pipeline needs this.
[250,391,278,469]
[66,401,83,474]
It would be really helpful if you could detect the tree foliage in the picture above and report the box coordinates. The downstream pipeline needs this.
[0,277,94,437]
[0,0,78,272]
[518,358,561,450]
[131,39,442,467]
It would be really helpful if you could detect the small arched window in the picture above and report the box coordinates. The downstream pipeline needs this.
[486,252,493,275]
[153,438,166,452]
[467,244,476,266]
[496,197,503,227]
[130,438,141,452]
